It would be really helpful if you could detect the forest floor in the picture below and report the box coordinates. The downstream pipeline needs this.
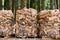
[0,38,60,40]
[0,36,60,40]
[0,38,41,40]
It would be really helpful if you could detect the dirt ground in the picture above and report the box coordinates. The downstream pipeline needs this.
[0,38,60,40]
[0,38,41,40]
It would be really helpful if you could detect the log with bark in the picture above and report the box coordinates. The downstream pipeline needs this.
[16,7,38,38]
[38,9,60,39]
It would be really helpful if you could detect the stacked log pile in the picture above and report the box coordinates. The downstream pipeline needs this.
[0,9,59,39]
[16,7,38,37]
[0,10,14,37]
[38,9,60,39]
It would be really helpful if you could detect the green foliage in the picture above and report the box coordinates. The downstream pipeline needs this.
[0,0,60,11]
[4,0,9,10]
[44,0,50,10]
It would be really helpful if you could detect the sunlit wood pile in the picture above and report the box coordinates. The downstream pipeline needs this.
[38,9,60,39]
[0,9,59,39]
[0,10,14,37]
[16,7,38,37]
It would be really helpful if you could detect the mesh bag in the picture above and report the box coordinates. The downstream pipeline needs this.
[0,10,14,37]
[38,9,60,39]
[16,7,38,37]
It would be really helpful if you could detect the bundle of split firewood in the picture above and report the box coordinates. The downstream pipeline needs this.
[0,10,14,37]
[38,9,60,39]
[16,7,38,37]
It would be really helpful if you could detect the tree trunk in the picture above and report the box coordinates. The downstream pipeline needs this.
[30,0,35,8]
[37,0,40,12]
[12,0,15,13]
[21,0,27,9]
[27,0,31,8]
[18,0,21,9]
[52,0,57,9]
[40,0,45,11]
[12,0,18,23]
[4,0,9,10]
[9,0,12,10]
[0,0,2,10]
[57,0,60,9]
[35,0,38,10]
[59,0,60,9]
[50,0,53,9]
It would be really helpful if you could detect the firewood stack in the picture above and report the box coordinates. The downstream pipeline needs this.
[0,10,14,37]
[16,7,38,37]
[38,9,60,39]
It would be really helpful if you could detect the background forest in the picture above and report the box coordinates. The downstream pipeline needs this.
[0,0,60,12]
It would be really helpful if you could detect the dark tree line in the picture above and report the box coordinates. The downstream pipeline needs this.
[50,0,60,9]
[0,0,2,10]
[0,0,60,11]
